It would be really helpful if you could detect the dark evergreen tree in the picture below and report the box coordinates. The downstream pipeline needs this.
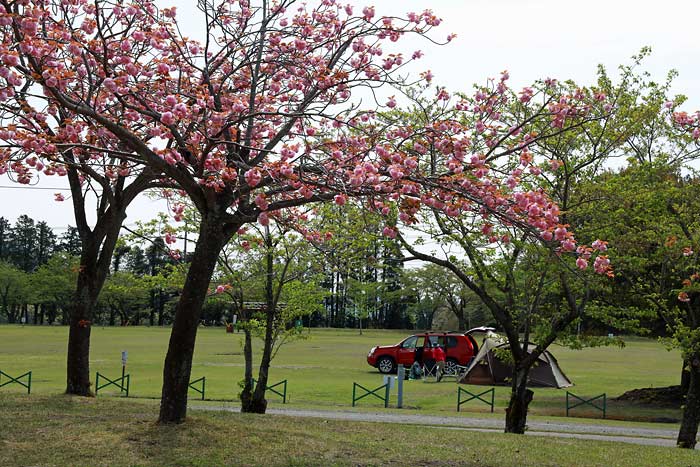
[0,217,11,262]
[35,221,57,267]
[112,242,131,273]
[58,226,82,257]
[126,246,149,275]
[9,215,38,272]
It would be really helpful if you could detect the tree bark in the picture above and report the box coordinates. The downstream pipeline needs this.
[158,218,231,423]
[240,324,255,412]
[245,232,275,414]
[65,212,123,396]
[505,365,534,434]
[681,359,690,395]
[678,356,700,448]
[65,269,97,395]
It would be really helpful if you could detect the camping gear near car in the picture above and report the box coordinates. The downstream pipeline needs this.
[459,338,572,389]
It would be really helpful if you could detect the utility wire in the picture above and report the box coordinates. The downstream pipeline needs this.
[0,185,71,190]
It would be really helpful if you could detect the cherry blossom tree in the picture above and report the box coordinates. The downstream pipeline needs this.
[379,73,623,433]
[0,0,454,422]
[0,0,164,395]
[664,106,700,448]
[0,0,611,424]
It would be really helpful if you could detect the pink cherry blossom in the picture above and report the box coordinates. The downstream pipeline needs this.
[591,240,608,252]
[382,226,397,238]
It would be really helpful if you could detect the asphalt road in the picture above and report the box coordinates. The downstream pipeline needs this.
[191,405,692,449]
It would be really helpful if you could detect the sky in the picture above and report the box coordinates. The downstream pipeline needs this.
[2,0,699,232]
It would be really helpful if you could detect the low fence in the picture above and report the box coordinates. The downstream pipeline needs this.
[457,387,494,413]
[95,371,130,397]
[0,370,31,394]
[566,392,606,418]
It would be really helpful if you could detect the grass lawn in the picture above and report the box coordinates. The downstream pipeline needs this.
[0,394,697,467]
[0,326,683,422]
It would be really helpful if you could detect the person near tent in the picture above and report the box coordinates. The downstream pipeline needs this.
[409,358,423,380]
[422,341,446,382]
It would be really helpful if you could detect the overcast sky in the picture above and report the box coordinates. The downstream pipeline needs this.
[2,0,699,231]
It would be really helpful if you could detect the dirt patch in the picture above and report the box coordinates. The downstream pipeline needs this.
[614,385,683,408]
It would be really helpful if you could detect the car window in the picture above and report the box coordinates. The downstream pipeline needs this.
[446,336,458,348]
[401,336,418,349]
[427,335,442,347]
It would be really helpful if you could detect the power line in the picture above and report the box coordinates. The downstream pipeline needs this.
[0,185,71,190]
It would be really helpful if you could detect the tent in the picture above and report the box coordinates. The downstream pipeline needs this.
[459,338,572,388]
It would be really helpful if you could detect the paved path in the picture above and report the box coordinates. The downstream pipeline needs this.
[191,405,691,449]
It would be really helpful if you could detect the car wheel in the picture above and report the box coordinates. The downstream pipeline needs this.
[377,356,396,374]
[445,358,459,375]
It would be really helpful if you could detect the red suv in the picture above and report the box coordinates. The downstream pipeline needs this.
[367,329,487,375]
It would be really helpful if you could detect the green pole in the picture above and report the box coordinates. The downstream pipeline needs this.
[603,394,606,418]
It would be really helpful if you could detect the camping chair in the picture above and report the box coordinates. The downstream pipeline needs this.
[422,359,443,382]
[440,363,469,381]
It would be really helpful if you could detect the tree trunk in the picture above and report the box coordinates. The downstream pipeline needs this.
[678,356,700,448]
[158,289,165,326]
[505,365,534,434]
[65,211,123,396]
[159,219,230,424]
[65,260,100,396]
[149,289,156,326]
[681,359,690,395]
[240,325,256,412]
[246,233,275,414]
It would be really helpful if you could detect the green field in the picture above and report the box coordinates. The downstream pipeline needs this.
[0,325,683,421]
[2,394,698,467]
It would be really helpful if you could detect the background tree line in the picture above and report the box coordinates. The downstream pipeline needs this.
[0,213,496,330]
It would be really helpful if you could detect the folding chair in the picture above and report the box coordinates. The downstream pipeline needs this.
[422,359,444,382]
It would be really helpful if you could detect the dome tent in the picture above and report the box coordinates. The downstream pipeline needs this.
[459,338,572,389]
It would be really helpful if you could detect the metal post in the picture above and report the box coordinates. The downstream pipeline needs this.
[397,365,404,408]
[125,374,130,397]
[490,387,494,413]
[352,383,356,407]
[202,377,206,401]
[603,394,607,418]
[384,382,390,408]
[27,371,31,394]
